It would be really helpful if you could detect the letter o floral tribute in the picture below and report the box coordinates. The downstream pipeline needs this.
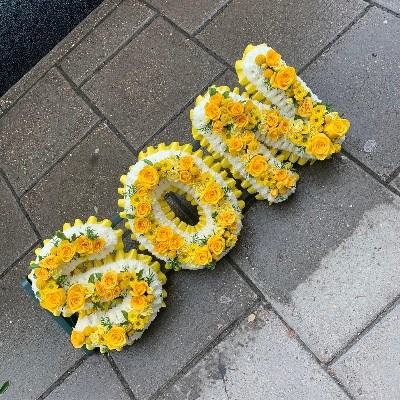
[119,142,244,270]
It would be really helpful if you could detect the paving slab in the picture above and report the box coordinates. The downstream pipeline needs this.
[229,155,400,362]
[158,305,349,400]
[61,0,154,85]
[112,260,257,399]
[301,8,400,180]
[82,17,223,150]
[0,68,99,195]
[0,176,37,272]
[147,0,229,34]
[0,0,123,110]
[331,303,400,399]
[197,0,367,68]
[390,173,400,193]
[375,0,400,13]
[21,122,133,238]
[0,253,82,400]
[45,355,131,400]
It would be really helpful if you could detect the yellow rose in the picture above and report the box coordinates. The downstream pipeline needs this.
[220,112,231,126]
[137,166,159,189]
[297,97,314,118]
[278,119,290,134]
[134,217,151,234]
[210,120,223,133]
[75,236,93,255]
[293,85,308,101]
[71,330,86,348]
[242,131,255,144]
[254,54,266,65]
[36,279,48,290]
[201,182,223,205]
[274,169,288,182]
[39,255,61,270]
[247,140,260,152]
[130,281,147,297]
[235,114,249,128]
[180,156,194,170]
[216,211,237,227]
[66,284,86,312]
[270,188,279,198]
[209,92,223,106]
[40,288,66,314]
[207,235,225,258]
[266,110,280,127]
[324,117,350,141]
[267,127,280,141]
[306,133,334,160]
[156,226,174,242]
[154,241,169,255]
[83,326,94,337]
[228,102,244,117]
[136,185,149,197]
[284,175,295,188]
[92,238,106,254]
[265,49,281,67]
[136,199,152,218]
[95,280,107,297]
[247,155,268,177]
[34,268,50,281]
[228,138,244,153]
[130,295,148,311]
[101,270,118,290]
[270,66,296,90]
[169,234,184,251]
[263,68,273,79]
[205,102,221,121]
[105,326,126,350]
[179,170,193,184]
[57,240,76,263]
[195,246,212,266]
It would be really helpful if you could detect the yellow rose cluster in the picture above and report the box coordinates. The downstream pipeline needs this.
[120,143,243,270]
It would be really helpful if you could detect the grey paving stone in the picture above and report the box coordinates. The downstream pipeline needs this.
[301,8,400,180]
[0,253,82,400]
[147,0,229,34]
[82,17,223,150]
[61,0,154,85]
[331,303,400,399]
[0,0,123,109]
[145,69,240,150]
[229,155,400,362]
[45,355,131,400]
[375,0,400,13]
[112,260,257,399]
[159,305,349,400]
[390,173,400,193]
[197,0,367,67]
[0,176,37,272]
[0,68,99,195]
[21,122,133,238]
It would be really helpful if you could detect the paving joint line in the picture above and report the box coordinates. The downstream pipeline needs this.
[0,0,124,115]
[18,118,105,199]
[106,354,138,400]
[225,256,355,399]
[327,292,400,367]
[364,0,400,18]
[0,167,42,241]
[149,298,262,400]
[135,67,228,153]
[78,12,159,87]
[341,150,400,198]
[56,65,137,156]
[386,163,400,184]
[0,240,40,281]
[37,354,89,400]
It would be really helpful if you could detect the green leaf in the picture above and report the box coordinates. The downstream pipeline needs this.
[126,214,134,220]
[55,275,69,287]
[121,310,129,321]
[208,87,217,96]
[206,260,217,271]
[29,263,40,270]
[92,301,104,310]
[0,381,10,394]
[137,270,144,281]
[56,231,67,240]
[211,212,218,220]
[143,159,153,165]
[145,271,155,285]
[88,272,102,284]
[222,91,230,99]
[86,227,99,241]
[326,103,332,113]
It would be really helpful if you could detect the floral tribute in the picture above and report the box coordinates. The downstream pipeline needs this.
[235,44,350,162]
[119,142,244,270]
[28,217,166,353]
[191,86,298,202]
